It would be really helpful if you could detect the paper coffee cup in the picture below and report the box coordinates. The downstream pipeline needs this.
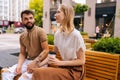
[49,51,56,58]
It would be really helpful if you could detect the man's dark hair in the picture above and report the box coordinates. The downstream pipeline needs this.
[21,10,34,18]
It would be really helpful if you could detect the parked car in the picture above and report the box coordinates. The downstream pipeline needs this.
[14,27,25,33]
[0,29,6,34]
[2,29,6,33]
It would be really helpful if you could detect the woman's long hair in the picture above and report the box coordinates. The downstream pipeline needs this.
[59,4,75,34]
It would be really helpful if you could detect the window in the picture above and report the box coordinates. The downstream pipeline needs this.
[97,0,116,3]
[4,16,8,20]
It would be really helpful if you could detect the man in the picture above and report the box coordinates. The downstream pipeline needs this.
[2,10,49,80]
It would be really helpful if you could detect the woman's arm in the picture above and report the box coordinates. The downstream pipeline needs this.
[48,47,85,66]
[60,48,85,66]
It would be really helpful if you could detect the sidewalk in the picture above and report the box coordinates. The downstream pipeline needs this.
[0,33,20,67]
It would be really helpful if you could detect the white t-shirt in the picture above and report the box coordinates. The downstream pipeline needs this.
[54,29,86,60]
[96,26,100,33]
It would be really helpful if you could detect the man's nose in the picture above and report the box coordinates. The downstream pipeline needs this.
[28,19,31,22]
[28,19,32,22]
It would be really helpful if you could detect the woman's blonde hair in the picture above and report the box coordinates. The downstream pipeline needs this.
[59,4,75,34]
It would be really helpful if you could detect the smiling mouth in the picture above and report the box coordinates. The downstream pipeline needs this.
[27,22,32,24]
[27,22,32,26]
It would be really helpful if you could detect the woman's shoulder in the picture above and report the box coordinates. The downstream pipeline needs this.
[54,30,61,36]
[72,29,81,37]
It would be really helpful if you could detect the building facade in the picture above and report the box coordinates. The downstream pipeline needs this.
[43,0,74,34]
[84,0,120,37]
[43,0,120,37]
[0,0,30,28]
[0,0,9,28]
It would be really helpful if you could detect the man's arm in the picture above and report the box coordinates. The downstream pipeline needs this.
[15,45,26,74]
[34,41,49,64]
[27,41,49,73]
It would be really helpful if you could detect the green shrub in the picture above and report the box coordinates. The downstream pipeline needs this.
[80,32,88,35]
[92,37,120,54]
[47,34,54,45]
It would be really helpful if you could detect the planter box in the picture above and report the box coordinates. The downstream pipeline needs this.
[85,50,120,80]
[82,34,89,39]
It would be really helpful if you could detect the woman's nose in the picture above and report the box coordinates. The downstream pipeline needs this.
[54,14,57,19]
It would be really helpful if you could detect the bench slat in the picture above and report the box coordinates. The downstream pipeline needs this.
[86,65,117,73]
[87,73,116,80]
[86,62,117,70]
[86,68,116,77]
[86,56,118,63]
[86,60,118,67]
[86,50,119,59]
[85,77,95,80]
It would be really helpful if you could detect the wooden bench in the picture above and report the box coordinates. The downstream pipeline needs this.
[1,45,119,80]
[85,43,91,49]
[84,39,97,46]
[85,50,120,80]
[83,39,97,49]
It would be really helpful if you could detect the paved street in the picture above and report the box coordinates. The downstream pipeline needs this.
[0,33,20,67]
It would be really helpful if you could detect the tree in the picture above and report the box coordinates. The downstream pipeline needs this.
[74,4,88,14]
[74,4,88,30]
[29,0,43,27]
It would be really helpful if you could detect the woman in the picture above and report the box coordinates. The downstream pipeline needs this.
[32,4,86,80]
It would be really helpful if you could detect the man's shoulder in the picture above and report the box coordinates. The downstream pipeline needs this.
[36,26,46,34]
[36,26,44,31]
[20,31,27,38]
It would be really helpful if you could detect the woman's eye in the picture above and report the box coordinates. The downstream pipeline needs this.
[57,11,60,13]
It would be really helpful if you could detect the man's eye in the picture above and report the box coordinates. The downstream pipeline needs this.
[24,18,28,20]
[30,17,33,19]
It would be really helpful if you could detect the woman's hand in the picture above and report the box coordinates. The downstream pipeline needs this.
[48,56,62,66]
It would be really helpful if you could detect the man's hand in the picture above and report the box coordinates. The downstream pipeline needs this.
[15,65,22,75]
[27,61,38,73]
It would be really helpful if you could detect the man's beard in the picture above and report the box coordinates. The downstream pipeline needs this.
[24,22,34,30]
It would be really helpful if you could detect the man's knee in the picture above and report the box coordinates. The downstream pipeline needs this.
[2,70,15,80]
[2,71,11,79]
[2,69,10,76]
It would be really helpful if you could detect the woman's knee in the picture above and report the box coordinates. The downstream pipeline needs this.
[18,72,32,80]
[33,68,43,74]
